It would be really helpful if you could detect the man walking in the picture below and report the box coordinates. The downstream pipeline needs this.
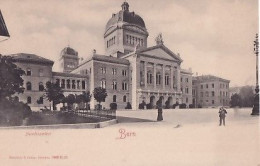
[156,98,163,121]
[219,107,227,126]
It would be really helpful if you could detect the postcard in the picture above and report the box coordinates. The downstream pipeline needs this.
[0,0,259,166]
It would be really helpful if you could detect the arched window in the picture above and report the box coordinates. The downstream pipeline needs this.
[113,95,117,102]
[26,82,32,90]
[27,96,31,104]
[39,82,44,91]
[123,95,127,102]
[26,68,31,76]
[67,80,70,89]
[61,79,65,89]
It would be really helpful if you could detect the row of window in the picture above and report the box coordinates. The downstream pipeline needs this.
[101,67,127,76]
[126,35,144,46]
[199,99,228,104]
[200,91,228,97]
[181,77,189,83]
[25,80,86,91]
[200,83,228,89]
[26,68,44,76]
[181,87,189,94]
[57,79,86,90]
[107,36,116,48]
[146,72,172,86]
[200,91,215,97]
[26,82,44,91]
[101,80,128,90]
[112,95,127,103]
[26,96,44,104]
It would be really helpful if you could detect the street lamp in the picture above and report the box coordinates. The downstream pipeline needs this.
[251,33,259,115]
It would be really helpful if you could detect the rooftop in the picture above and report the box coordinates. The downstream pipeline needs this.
[105,2,146,35]
[9,53,54,65]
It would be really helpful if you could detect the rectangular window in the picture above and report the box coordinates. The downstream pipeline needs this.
[27,68,31,76]
[165,75,169,85]
[206,84,208,88]
[82,81,86,89]
[201,85,203,89]
[112,81,117,90]
[147,73,152,84]
[212,91,215,97]
[200,92,203,97]
[122,70,127,76]
[122,82,128,90]
[212,83,214,88]
[212,100,214,104]
[185,87,189,94]
[112,68,117,75]
[186,78,188,82]
[101,67,106,74]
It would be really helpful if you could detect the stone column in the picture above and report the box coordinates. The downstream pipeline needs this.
[177,66,181,92]
[162,65,165,90]
[153,63,156,89]
[170,66,173,89]
[144,61,147,88]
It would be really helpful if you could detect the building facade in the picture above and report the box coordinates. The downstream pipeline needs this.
[192,75,230,108]
[7,2,229,110]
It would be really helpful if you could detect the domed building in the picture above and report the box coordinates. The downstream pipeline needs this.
[104,2,149,57]
[70,2,193,110]
[9,2,195,111]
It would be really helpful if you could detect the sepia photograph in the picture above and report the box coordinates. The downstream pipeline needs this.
[0,0,259,165]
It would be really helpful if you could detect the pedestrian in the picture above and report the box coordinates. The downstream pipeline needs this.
[219,106,227,126]
[156,98,163,121]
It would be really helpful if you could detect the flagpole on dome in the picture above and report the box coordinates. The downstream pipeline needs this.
[0,9,10,43]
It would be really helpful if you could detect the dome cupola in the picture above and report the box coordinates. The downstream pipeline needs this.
[104,2,149,57]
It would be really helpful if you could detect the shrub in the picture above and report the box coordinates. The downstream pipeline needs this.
[139,101,146,109]
[0,98,32,126]
[125,102,132,109]
[189,104,195,108]
[110,102,117,110]
[165,100,170,109]
[179,103,187,109]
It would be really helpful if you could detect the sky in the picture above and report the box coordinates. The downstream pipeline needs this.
[0,0,258,87]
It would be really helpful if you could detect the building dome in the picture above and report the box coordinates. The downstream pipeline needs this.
[61,46,78,56]
[105,2,146,34]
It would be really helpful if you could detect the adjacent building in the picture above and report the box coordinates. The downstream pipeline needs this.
[192,75,230,108]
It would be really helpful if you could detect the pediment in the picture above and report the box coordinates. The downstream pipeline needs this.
[139,45,182,62]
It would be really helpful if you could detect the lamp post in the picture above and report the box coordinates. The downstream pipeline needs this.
[251,33,259,115]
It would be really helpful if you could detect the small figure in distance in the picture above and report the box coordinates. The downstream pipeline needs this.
[156,98,163,121]
[219,106,227,126]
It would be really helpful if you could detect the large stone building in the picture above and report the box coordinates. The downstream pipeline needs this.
[192,75,230,108]
[8,2,230,110]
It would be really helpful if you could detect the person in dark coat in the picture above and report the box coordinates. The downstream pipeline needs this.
[156,98,163,121]
[219,106,227,126]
